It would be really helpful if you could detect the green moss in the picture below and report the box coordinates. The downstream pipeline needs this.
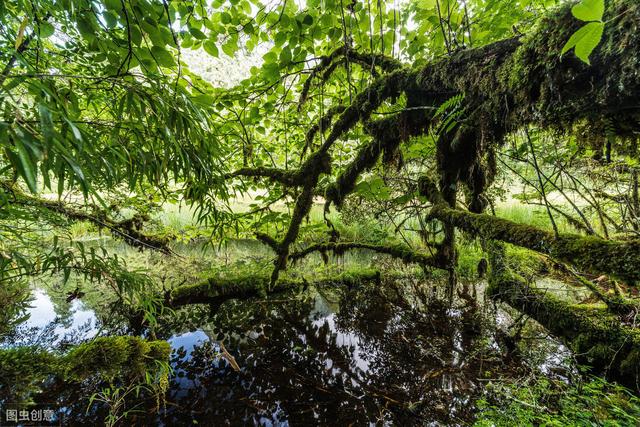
[431,204,640,283]
[64,336,171,382]
[168,269,382,307]
[0,337,170,403]
[488,252,640,390]
[0,347,58,401]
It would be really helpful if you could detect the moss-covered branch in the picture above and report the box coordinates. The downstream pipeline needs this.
[0,336,170,401]
[413,0,640,138]
[224,166,299,187]
[325,112,429,209]
[303,104,347,157]
[1,182,172,254]
[430,204,640,283]
[487,264,640,390]
[167,268,381,308]
[299,45,403,109]
[272,0,640,286]
[271,69,413,285]
[287,240,444,269]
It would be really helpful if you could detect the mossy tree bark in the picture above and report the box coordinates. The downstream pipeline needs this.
[487,245,640,391]
[429,203,640,284]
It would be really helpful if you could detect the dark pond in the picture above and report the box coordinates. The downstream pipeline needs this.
[2,277,572,426]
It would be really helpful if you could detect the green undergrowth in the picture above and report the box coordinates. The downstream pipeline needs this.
[474,376,640,426]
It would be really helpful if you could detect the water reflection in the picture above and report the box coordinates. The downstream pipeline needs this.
[1,290,98,348]
[159,281,530,426]
[3,278,572,425]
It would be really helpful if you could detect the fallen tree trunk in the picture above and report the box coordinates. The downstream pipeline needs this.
[487,265,640,391]
[167,269,381,308]
[429,203,640,284]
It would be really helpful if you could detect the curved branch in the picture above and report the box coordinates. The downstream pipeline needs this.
[303,104,347,158]
[2,182,173,254]
[287,240,444,269]
[298,45,403,110]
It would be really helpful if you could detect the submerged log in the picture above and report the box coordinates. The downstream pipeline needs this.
[429,204,640,284]
[487,247,640,391]
[167,269,381,308]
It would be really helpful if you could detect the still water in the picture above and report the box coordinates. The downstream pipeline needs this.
[3,278,571,425]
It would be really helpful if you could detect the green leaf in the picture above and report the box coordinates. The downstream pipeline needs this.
[189,27,207,40]
[103,11,118,29]
[77,17,95,39]
[262,62,280,81]
[193,94,215,106]
[221,40,237,57]
[571,0,604,22]
[39,22,55,38]
[104,0,121,11]
[561,21,604,65]
[279,47,292,64]
[38,104,54,146]
[203,39,219,57]
[274,31,287,47]
[150,46,176,67]
[262,51,277,63]
[14,140,38,193]
[302,14,313,26]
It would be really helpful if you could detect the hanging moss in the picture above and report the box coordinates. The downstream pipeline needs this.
[325,112,429,209]
[271,69,416,285]
[430,204,640,283]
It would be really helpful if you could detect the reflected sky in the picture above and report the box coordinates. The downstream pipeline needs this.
[4,279,574,426]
